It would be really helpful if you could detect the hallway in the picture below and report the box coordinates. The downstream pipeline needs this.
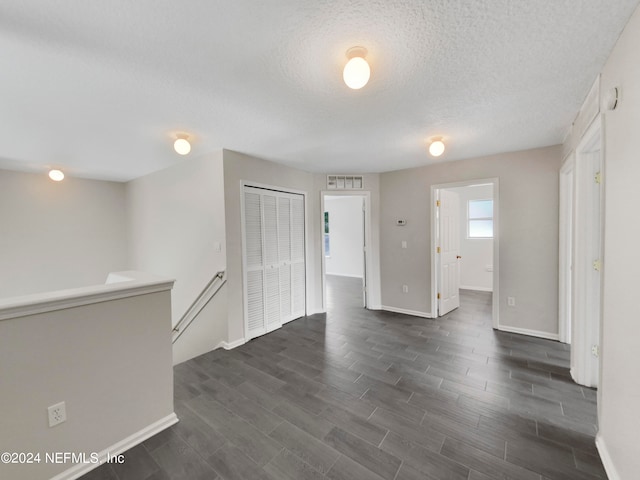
[82,281,604,480]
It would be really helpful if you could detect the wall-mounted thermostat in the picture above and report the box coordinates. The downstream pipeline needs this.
[396,219,407,226]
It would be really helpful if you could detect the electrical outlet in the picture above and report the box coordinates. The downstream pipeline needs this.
[402,285,409,293]
[48,401,66,427]
[401,241,407,249]
[507,297,516,307]
[592,345,600,357]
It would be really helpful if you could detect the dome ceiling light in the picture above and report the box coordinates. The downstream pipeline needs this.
[428,137,445,157]
[174,134,191,155]
[48,169,65,181]
[343,46,370,90]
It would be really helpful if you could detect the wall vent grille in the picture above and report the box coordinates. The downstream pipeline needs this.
[327,175,364,190]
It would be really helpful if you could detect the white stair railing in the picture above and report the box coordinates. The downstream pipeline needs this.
[172,270,226,344]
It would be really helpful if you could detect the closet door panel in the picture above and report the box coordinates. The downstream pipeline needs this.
[243,190,266,338]
[246,270,265,335]
[262,194,279,267]
[291,196,306,318]
[244,192,263,268]
[243,187,305,339]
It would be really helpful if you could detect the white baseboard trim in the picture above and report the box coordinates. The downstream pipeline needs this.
[496,324,559,341]
[459,285,493,292]
[381,305,434,319]
[596,433,621,480]
[221,338,246,350]
[52,413,178,480]
[325,273,364,279]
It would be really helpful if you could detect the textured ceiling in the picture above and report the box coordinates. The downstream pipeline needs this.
[1,0,638,181]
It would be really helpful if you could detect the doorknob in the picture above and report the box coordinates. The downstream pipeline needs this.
[456,256,462,259]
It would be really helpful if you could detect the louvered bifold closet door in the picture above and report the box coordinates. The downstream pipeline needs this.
[278,196,292,322]
[243,191,266,338]
[291,196,306,318]
[243,186,306,341]
[262,194,281,332]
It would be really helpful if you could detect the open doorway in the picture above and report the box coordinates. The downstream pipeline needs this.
[431,179,499,327]
[321,192,371,311]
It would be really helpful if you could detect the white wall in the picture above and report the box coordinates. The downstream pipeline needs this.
[325,196,364,278]
[0,288,174,480]
[126,152,227,363]
[0,169,128,298]
[447,185,494,291]
[590,4,640,477]
[380,146,561,336]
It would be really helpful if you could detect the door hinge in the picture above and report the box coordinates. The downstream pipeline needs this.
[437,246,441,254]
[436,200,441,207]
[593,259,602,272]
[437,293,441,299]
[594,171,602,184]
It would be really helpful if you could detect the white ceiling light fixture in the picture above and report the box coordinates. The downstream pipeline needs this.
[173,134,191,155]
[343,46,370,90]
[428,138,445,157]
[48,169,65,181]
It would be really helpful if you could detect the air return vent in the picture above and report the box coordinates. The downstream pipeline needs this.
[327,175,363,190]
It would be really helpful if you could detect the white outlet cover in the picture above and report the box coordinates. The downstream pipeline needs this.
[48,401,66,427]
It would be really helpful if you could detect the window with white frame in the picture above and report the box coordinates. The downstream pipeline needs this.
[468,199,493,238]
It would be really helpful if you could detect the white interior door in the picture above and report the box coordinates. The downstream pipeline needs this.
[243,186,306,340]
[439,189,461,316]
[572,129,602,388]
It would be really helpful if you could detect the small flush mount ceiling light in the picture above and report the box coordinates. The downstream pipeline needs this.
[174,134,191,155]
[428,137,445,157]
[343,46,370,90]
[48,169,65,182]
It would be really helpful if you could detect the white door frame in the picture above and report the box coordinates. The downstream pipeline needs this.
[559,154,575,344]
[571,116,604,388]
[320,191,373,311]
[430,178,499,327]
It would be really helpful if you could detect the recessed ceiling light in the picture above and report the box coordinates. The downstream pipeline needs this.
[48,169,65,181]
[429,138,445,157]
[174,135,191,155]
[343,47,370,90]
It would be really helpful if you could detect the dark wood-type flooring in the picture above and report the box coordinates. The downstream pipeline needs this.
[82,275,606,480]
